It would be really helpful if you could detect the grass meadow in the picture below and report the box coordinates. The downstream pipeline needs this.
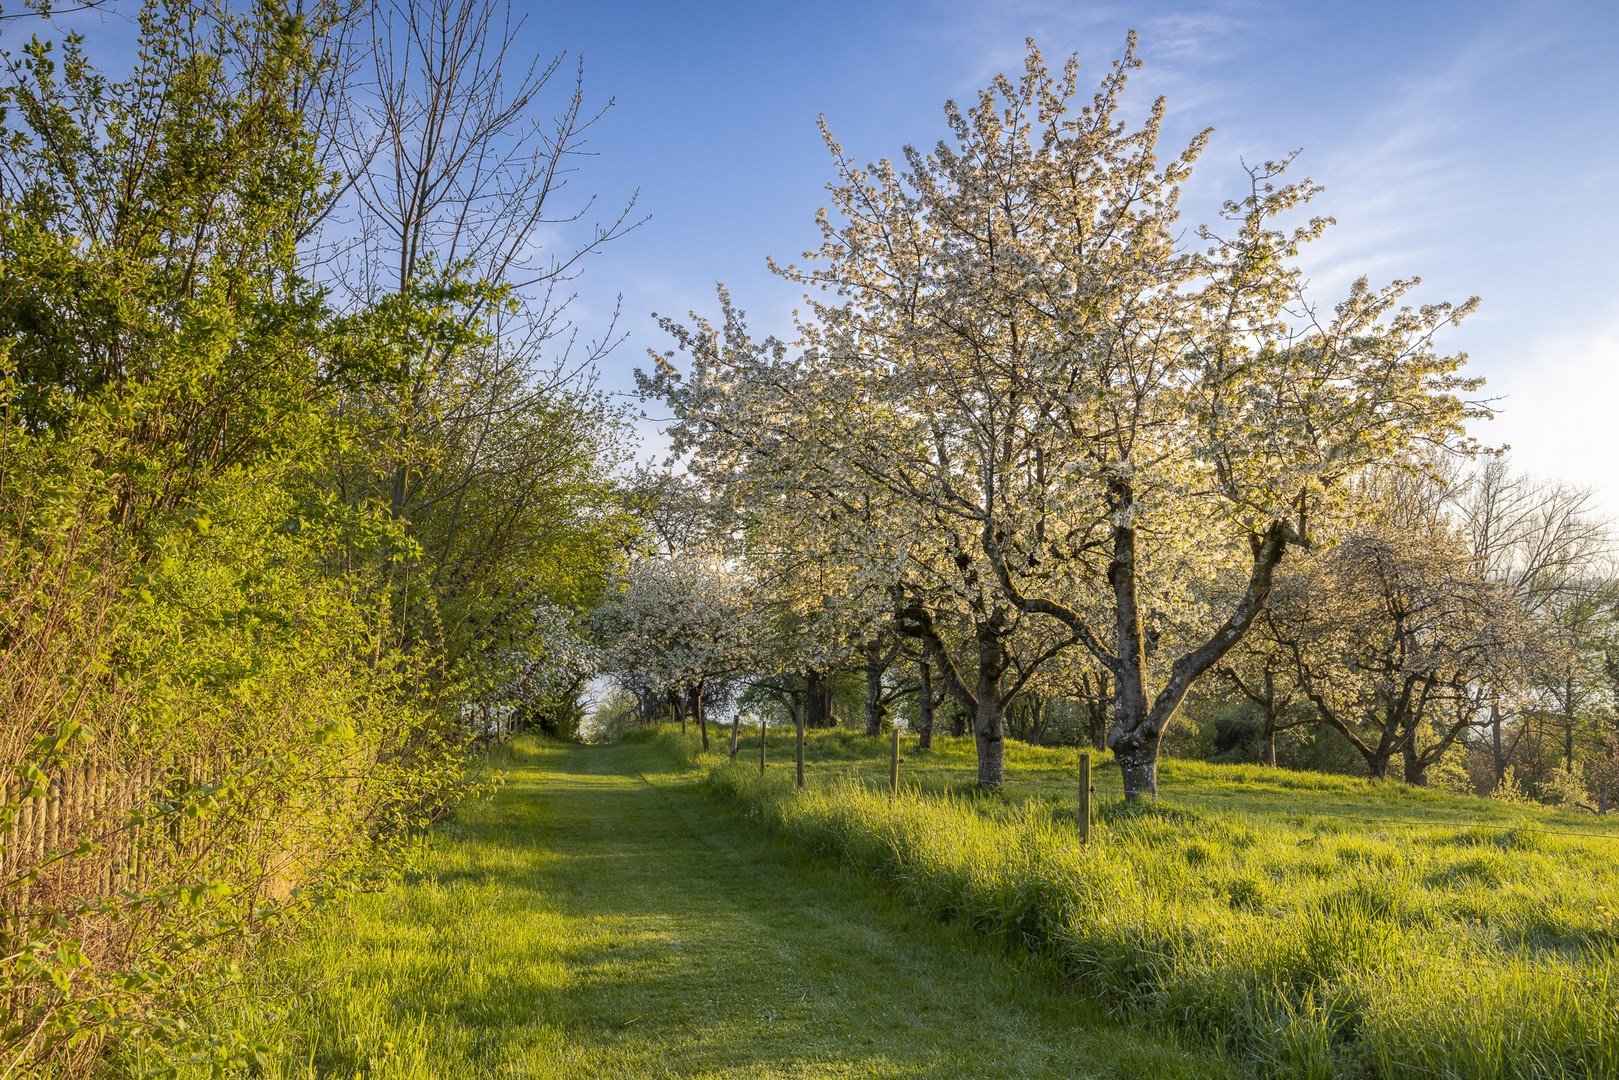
[151,735,1234,1079]
[698,725,1619,1079]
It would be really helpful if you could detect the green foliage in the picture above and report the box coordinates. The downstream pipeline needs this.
[1543,763,1590,809]
[1426,753,1477,795]
[0,2,486,1074]
[699,729,1619,1078]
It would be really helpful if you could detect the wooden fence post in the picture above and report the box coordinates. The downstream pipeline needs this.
[889,727,900,796]
[1078,752,1092,845]
[796,713,805,790]
[760,722,767,776]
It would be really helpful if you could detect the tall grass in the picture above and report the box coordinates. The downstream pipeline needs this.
[704,756,1619,1079]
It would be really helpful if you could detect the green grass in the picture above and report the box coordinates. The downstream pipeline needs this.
[166,733,1237,1078]
[701,726,1619,1079]
[772,726,1619,837]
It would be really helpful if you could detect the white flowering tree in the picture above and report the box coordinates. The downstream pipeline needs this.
[595,552,763,750]
[1259,523,1539,785]
[645,300,1083,786]
[647,38,1486,797]
[506,604,600,737]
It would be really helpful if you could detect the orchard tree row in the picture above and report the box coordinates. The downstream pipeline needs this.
[601,39,1616,807]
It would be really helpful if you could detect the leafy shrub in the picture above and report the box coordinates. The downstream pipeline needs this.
[0,3,482,1073]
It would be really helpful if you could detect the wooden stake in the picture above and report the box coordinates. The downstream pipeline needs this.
[760,721,767,776]
[46,776,59,856]
[796,711,805,790]
[1078,752,1092,845]
[889,727,900,796]
[0,778,9,885]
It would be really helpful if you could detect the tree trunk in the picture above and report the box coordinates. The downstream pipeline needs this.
[1259,669,1279,766]
[1108,507,1157,800]
[895,600,1009,788]
[1113,728,1159,800]
[973,622,1008,789]
[729,712,740,759]
[805,670,832,729]
[1087,690,1108,752]
[917,659,935,751]
[1491,704,1505,790]
[863,641,885,737]
[695,684,709,751]
[1402,740,1428,786]
[1566,711,1576,771]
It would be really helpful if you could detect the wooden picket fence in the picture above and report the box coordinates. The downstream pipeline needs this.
[0,754,223,919]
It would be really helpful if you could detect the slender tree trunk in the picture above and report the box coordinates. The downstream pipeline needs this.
[695,683,709,751]
[1491,703,1505,790]
[898,601,1008,787]
[1260,669,1279,766]
[729,712,740,759]
[1566,706,1576,771]
[1086,675,1109,752]
[918,659,935,751]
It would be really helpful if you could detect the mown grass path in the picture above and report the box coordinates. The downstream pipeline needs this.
[252,737,1235,1079]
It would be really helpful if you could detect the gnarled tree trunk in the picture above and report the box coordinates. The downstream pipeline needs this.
[917,658,935,751]
[988,483,1298,801]
[805,670,834,728]
[863,641,886,736]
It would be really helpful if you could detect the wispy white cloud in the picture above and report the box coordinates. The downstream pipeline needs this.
[1483,307,1619,516]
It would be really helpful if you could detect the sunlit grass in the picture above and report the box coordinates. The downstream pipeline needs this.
[156,734,1236,1078]
[702,726,1619,1079]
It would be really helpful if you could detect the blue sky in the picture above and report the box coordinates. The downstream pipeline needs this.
[45,1,1619,507]
[516,0,1619,507]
